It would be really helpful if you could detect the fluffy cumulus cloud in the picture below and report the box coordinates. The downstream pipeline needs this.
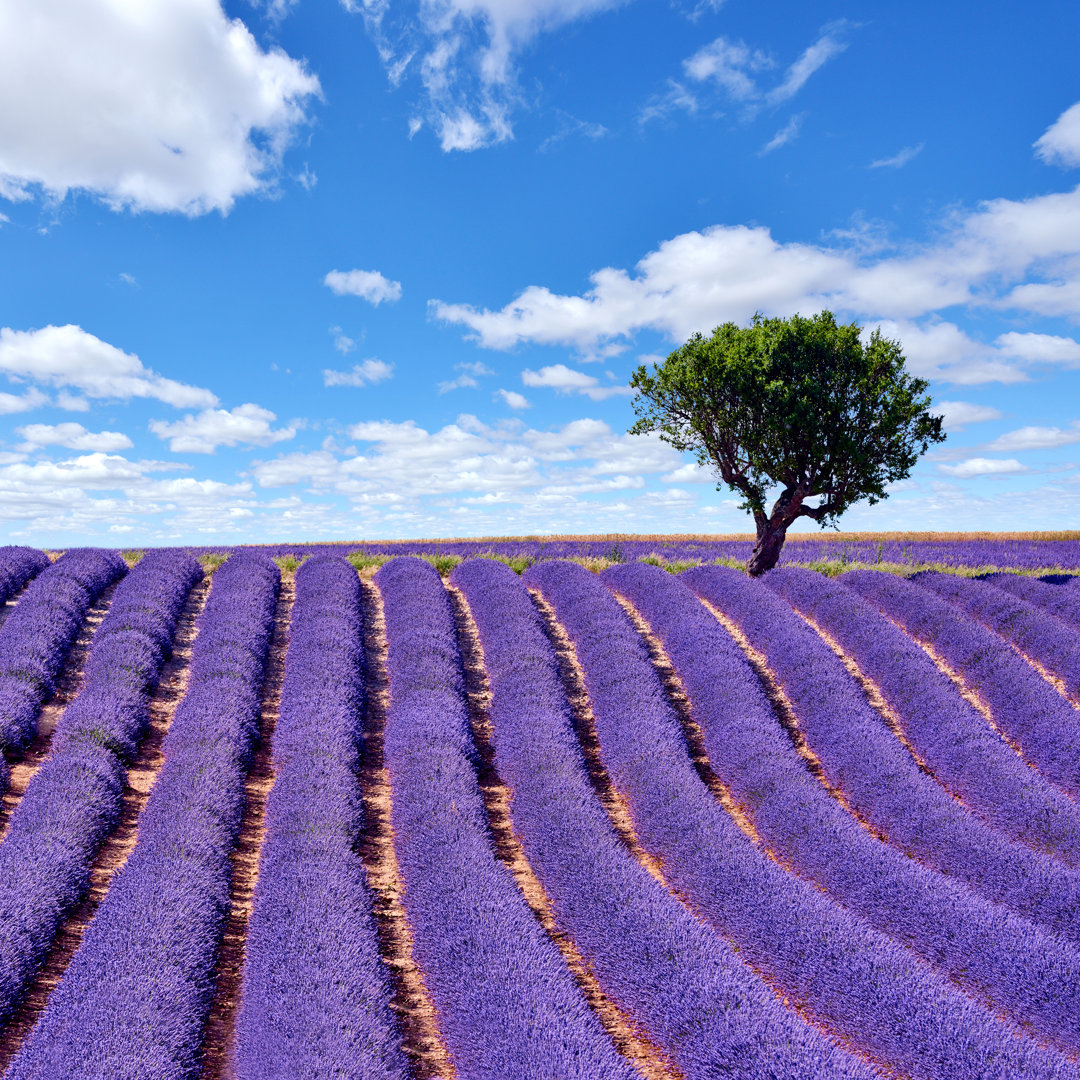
[323,359,395,387]
[149,404,297,453]
[351,0,622,151]
[0,325,217,407]
[984,424,1080,452]
[0,0,320,215]
[521,363,632,400]
[16,423,133,453]
[938,458,1028,478]
[1035,102,1080,169]
[324,269,403,305]
[932,401,1003,431]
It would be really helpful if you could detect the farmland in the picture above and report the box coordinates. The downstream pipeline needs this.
[1,542,1080,1078]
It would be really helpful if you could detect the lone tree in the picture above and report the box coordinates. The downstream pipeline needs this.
[629,311,946,575]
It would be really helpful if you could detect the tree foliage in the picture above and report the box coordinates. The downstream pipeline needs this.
[629,311,946,574]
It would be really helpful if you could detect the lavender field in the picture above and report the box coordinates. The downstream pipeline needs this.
[2,542,1080,1079]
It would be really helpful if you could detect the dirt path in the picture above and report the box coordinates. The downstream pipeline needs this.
[200,577,294,1080]
[448,585,679,1080]
[0,576,210,1074]
[0,582,119,842]
[356,579,455,1080]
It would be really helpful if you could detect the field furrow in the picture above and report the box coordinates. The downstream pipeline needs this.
[375,556,634,1080]
[455,558,883,1080]
[2,553,278,1080]
[764,568,1080,866]
[605,562,1080,1056]
[357,577,455,1080]
[0,556,207,1075]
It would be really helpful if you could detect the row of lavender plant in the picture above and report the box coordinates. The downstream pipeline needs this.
[527,559,1076,1080]
[0,549,126,756]
[604,561,1080,1054]
[846,571,1080,801]
[916,568,1080,703]
[452,557,880,1080]
[0,548,49,605]
[987,573,1080,629]
[374,557,634,1079]
[765,567,1080,866]
[6,552,278,1080]
[0,550,203,1029]
[233,556,406,1080]
[685,565,1080,945]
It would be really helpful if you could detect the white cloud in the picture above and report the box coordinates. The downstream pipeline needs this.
[683,38,771,99]
[149,404,296,453]
[932,401,1004,431]
[1035,101,1080,169]
[438,361,494,393]
[0,388,49,415]
[354,0,622,151]
[16,422,133,452]
[760,113,804,154]
[322,359,395,386]
[938,457,1028,478]
[985,424,1080,452]
[495,388,531,409]
[995,331,1080,365]
[1000,278,1080,317]
[766,27,847,104]
[0,0,320,215]
[324,269,403,305]
[521,363,632,400]
[870,144,924,169]
[0,325,217,407]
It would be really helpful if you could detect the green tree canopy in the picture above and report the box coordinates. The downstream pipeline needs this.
[629,311,946,574]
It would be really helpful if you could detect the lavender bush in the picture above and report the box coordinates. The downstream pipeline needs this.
[986,572,1080,630]
[529,559,1078,1080]
[765,566,1080,866]
[686,565,1080,945]
[376,556,634,1079]
[453,557,880,1080]
[234,555,406,1080]
[847,570,1080,801]
[0,547,49,605]
[0,550,202,1028]
[7,552,278,1080]
[605,561,1080,1053]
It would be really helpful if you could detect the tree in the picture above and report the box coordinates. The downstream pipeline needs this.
[628,311,946,575]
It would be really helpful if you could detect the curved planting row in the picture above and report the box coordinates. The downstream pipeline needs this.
[234,555,406,1080]
[765,567,1080,866]
[0,549,126,762]
[0,550,202,1029]
[375,556,632,1079]
[452,558,874,1080]
[685,565,1080,945]
[846,570,1080,800]
[606,561,1080,1054]
[915,570,1080,701]
[527,559,1076,1080]
[0,549,49,606]
[988,573,1080,629]
[6,553,278,1080]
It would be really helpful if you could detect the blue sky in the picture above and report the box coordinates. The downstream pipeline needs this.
[1,0,1079,545]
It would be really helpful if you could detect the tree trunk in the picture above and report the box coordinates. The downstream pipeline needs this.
[747,520,789,576]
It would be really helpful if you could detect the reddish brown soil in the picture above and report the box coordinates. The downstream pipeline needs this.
[0,582,119,843]
[0,576,210,1074]
[357,579,456,1080]
[448,585,680,1080]
[200,577,294,1080]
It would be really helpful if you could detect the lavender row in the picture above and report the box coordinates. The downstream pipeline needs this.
[528,559,1076,1080]
[375,557,631,1079]
[687,565,1080,944]
[606,561,1080,1053]
[453,557,878,1080]
[0,550,203,1029]
[987,573,1080,630]
[917,568,1080,704]
[847,571,1080,801]
[767,567,1080,865]
[234,556,406,1080]
[7,552,279,1080]
[0,548,49,605]
[0,549,126,757]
